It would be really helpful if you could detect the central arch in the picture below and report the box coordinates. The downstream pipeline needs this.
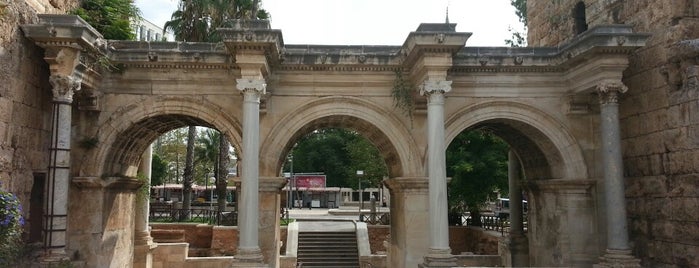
[260,96,421,177]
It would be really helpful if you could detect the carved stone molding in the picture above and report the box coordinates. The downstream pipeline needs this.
[596,80,628,104]
[49,74,81,103]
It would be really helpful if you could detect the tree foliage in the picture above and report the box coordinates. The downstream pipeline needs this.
[72,0,140,40]
[283,128,388,189]
[150,154,167,186]
[446,130,509,224]
[164,0,270,42]
[511,0,528,26]
[505,0,528,47]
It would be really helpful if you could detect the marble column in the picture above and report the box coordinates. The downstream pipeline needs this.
[420,80,456,267]
[235,78,266,265]
[42,74,80,262]
[594,81,641,268]
[135,145,154,245]
[134,145,155,268]
[506,150,529,267]
[508,150,524,235]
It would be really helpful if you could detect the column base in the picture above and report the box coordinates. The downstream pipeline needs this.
[501,234,529,267]
[419,248,457,268]
[40,249,70,265]
[133,243,157,268]
[593,249,641,268]
[233,247,266,267]
[134,230,154,246]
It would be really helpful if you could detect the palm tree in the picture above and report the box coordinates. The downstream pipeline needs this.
[164,0,269,42]
[195,129,232,212]
[181,126,196,220]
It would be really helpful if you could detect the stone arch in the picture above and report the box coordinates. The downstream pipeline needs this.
[259,96,421,178]
[445,101,587,180]
[81,96,242,177]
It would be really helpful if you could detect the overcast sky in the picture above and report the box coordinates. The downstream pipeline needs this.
[135,0,524,46]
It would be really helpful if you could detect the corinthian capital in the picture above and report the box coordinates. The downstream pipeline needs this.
[596,80,628,104]
[49,74,81,103]
[236,78,267,94]
[420,80,452,96]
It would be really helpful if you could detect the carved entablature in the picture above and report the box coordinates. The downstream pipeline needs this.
[663,39,699,91]
[218,19,284,67]
[22,14,107,104]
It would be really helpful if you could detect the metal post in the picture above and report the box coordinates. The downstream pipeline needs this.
[357,170,364,221]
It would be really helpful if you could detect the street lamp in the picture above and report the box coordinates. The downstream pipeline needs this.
[356,170,364,221]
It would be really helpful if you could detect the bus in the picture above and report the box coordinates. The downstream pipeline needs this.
[493,198,528,218]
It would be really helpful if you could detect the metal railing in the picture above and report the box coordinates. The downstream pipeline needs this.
[149,205,237,226]
[359,212,390,225]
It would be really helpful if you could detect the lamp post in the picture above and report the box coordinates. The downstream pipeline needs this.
[209,176,215,211]
[356,170,364,221]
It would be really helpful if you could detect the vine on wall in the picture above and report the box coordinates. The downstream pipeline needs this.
[391,70,416,122]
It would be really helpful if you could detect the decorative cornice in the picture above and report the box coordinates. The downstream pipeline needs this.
[383,177,428,194]
[122,63,233,69]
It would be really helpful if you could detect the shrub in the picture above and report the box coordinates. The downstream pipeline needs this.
[0,184,25,266]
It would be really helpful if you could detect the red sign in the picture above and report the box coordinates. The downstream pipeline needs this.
[293,175,326,188]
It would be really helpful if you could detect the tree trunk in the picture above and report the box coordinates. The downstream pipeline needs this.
[181,126,196,220]
[216,133,230,212]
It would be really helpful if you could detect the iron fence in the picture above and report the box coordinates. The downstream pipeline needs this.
[359,212,390,225]
[149,204,238,226]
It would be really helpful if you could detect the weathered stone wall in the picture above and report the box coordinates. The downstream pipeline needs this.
[0,0,77,233]
[529,1,699,267]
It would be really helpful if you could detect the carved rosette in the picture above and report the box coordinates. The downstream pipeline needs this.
[596,80,628,105]
[420,80,452,104]
[49,74,81,103]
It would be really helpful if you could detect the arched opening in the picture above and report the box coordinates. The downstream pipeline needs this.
[573,1,588,35]
[445,102,596,267]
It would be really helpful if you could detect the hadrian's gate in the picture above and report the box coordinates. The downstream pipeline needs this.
[21,15,649,267]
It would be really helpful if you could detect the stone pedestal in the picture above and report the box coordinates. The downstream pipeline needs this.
[258,177,287,268]
[593,249,641,268]
[384,177,430,268]
[499,234,529,267]
[133,243,157,268]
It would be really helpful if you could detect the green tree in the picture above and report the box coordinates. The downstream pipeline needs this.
[283,128,388,188]
[505,0,528,47]
[164,0,269,42]
[72,0,140,40]
[194,128,233,212]
[154,128,188,184]
[151,154,167,186]
[446,130,509,226]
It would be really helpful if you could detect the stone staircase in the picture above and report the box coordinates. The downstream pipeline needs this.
[296,231,360,267]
